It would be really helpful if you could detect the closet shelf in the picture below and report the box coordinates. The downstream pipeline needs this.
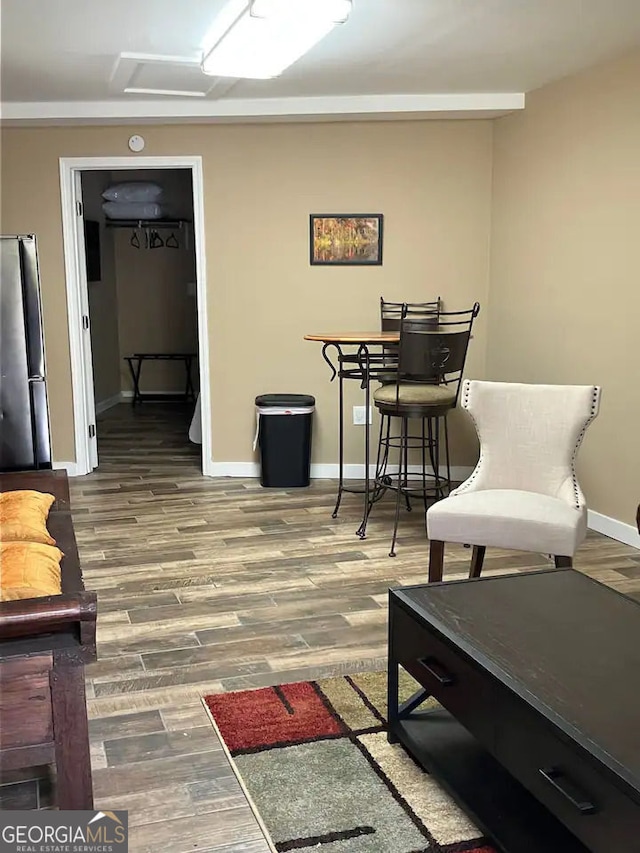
[104,219,190,229]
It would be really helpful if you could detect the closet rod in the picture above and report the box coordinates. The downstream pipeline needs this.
[104,219,189,229]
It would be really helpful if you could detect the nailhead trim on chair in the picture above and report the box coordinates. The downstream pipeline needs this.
[454,380,482,494]
[569,385,601,509]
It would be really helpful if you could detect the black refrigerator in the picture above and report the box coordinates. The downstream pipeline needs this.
[0,235,52,471]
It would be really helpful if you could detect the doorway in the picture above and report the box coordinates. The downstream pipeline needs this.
[59,156,212,476]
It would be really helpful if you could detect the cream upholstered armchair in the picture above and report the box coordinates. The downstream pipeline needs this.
[426,380,601,582]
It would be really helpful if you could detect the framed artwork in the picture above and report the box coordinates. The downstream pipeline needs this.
[310,214,383,266]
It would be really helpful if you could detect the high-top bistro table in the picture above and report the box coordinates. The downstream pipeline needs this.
[304,331,399,536]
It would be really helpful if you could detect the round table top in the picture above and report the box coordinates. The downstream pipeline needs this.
[304,331,399,344]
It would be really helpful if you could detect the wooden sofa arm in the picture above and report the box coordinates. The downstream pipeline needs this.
[0,592,97,643]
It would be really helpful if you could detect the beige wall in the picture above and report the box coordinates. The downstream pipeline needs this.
[109,169,198,394]
[81,171,121,405]
[0,121,493,466]
[488,48,640,526]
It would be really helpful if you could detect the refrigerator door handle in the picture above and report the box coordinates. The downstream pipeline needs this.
[1,236,52,471]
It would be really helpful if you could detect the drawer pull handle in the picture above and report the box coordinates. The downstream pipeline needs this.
[419,657,455,686]
[539,767,596,815]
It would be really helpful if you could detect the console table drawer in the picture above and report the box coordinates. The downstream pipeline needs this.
[496,704,639,851]
[392,604,495,747]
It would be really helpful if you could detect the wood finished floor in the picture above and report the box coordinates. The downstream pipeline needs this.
[2,403,639,851]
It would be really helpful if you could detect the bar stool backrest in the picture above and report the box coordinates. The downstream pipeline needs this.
[380,297,441,332]
[379,297,441,375]
[397,302,480,405]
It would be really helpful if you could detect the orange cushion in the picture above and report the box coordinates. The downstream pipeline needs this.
[0,542,63,601]
[0,490,56,546]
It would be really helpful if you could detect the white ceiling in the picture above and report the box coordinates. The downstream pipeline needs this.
[1,0,640,124]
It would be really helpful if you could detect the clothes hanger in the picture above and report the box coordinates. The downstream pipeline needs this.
[130,229,140,249]
[150,229,164,249]
[166,231,179,249]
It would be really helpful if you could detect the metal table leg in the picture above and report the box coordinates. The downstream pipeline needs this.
[333,365,346,518]
[322,342,380,534]
[322,343,345,519]
[125,356,144,406]
[356,344,372,538]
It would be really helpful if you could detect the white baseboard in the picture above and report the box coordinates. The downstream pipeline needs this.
[95,393,123,414]
[98,390,196,412]
[587,509,640,550]
[121,390,190,399]
[209,461,261,477]
[207,462,474,480]
[52,460,81,477]
[311,463,475,481]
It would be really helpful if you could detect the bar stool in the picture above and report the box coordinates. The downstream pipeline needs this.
[362,302,480,556]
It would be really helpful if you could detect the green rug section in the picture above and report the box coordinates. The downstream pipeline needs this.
[235,738,429,852]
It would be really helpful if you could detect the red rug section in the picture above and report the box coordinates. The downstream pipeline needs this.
[205,681,344,752]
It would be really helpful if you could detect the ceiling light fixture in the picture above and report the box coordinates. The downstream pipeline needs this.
[201,0,352,80]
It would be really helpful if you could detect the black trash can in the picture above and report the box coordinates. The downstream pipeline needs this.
[255,394,315,487]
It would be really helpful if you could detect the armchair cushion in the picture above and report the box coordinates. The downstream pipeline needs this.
[427,489,587,556]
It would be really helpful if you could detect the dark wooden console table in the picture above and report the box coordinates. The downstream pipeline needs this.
[388,569,640,853]
[124,352,197,405]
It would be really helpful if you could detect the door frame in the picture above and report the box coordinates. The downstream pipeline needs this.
[59,155,212,476]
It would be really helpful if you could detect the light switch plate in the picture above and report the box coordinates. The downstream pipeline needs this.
[353,406,372,425]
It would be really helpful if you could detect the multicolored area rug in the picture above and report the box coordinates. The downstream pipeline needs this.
[203,671,496,853]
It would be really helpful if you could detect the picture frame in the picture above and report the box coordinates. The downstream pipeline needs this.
[310,214,383,266]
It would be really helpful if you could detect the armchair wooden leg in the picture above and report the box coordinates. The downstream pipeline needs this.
[469,545,486,578]
[554,555,573,568]
[428,540,445,583]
